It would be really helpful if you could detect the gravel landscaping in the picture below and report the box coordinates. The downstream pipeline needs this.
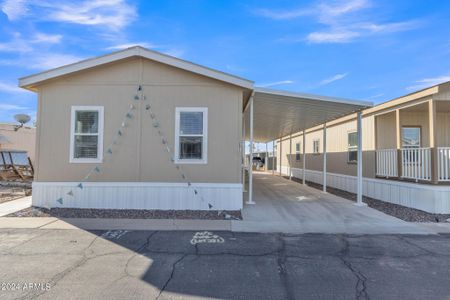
[7,206,242,220]
[286,176,450,223]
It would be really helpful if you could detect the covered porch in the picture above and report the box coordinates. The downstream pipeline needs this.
[375,99,450,183]
[242,87,372,205]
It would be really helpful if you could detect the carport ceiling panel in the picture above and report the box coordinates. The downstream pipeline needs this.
[250,93,369,142]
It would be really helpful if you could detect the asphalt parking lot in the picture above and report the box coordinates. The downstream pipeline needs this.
[1,229,449,300]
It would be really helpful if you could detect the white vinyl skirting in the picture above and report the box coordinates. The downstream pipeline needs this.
[32,182,243,211]
[281,166,450,214]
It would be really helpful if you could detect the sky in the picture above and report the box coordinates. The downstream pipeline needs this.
[1,0,450,127]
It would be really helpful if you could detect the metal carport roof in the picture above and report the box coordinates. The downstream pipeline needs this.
[244,87,373,143]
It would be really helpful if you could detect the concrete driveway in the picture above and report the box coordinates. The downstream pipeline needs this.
[233,173,432,234]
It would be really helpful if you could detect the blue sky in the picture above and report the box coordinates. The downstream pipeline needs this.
[1,0,450,125]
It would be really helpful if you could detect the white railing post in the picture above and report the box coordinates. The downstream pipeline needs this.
[438,147,450,181]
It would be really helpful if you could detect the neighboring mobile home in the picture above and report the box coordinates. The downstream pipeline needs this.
[20,46,370,211]
[276,82,450,214]
[0,123,36,164]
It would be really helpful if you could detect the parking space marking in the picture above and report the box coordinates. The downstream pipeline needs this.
[101,230,129,240]
[190,231,225,245]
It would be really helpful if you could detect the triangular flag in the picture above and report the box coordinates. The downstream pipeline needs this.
[170,157,175,162]
[181,174,185,179]
[121,122,126,127]
[150,113,155,119]
[126,113,132,119]
[57,198,63,205]
[153,122,159,128]
[143,95,147,100]
[145,104,151,110]
[138,85,142,91]
[129,104,135,109]
[94,166,100,172]
[187,182,192,186]
[208,203,213,209]
[134,95,139,100]
[77,183,83,189]
[67,190,74,196]
[162,138,167,144]
[107,148,113,154]
[118,130,122,136]
[194,189,198,195]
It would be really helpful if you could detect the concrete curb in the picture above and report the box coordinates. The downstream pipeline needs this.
[0,217,232,231]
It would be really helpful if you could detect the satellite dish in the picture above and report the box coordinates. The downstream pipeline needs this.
[14,114,31,125]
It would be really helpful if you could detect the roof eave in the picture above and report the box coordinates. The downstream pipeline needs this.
[19,46,254,91]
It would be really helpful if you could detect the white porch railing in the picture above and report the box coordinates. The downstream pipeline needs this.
[401,147,431,181]
[376,149,398,177]
[438,147,450,181]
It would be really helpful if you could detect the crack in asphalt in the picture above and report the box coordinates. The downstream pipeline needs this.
[156,253,189,300]
[338,235,369,300]
[276,235,295,300]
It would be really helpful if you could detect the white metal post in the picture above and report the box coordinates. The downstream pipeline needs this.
[302,130,306,185]
[247,95,255,204]
[242,112,246,192]
[272,140,275,175]
[289,134,292,180]
[355,112,366,206]
[323,123,327,193]
[265,142,268,172]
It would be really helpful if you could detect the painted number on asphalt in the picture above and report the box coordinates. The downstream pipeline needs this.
[190,231,225,245]
[101,230,129,240]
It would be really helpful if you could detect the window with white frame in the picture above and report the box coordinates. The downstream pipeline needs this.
[70,106,104,163]
[348,131,358,163]
[402,127,421,148]
[313,139,320,154]
[295,142,301,161]
[175,107,208,163]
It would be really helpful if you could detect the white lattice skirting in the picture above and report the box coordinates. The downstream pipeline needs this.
[32,182,243,211]
[281,166,450,214]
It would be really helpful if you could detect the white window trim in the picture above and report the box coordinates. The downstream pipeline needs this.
[313,139,320,154]
[174,107,208,164]
[295,142,301,161]
[348,131,358,163]
[69,106,104,164]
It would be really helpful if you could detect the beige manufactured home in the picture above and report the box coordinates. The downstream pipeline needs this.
[20,46,371,211]
[276,82,450,213]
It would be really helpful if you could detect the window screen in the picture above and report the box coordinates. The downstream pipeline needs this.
[176,108,207,162]
[348,132,358,162]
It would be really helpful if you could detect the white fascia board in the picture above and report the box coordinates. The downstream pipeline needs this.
[254,87,373,108]
[19,46,254,90]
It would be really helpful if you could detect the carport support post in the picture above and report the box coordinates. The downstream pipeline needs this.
[289,134,292,180]
[355,111,366,206]
[322,123,327,193]
[302,130,306,185]
[272,140,275,175]
[247,94,255,205]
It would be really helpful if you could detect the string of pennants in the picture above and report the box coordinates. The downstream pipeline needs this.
[54,84,216,212]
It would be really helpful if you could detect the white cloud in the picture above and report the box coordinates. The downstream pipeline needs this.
[0,52,83,70]
[319,73,348,86]
[406,76,450,91]
[32,32,63,44]
[0,103,28,110]
[307,30,360,43]
[255,0,418,44]
[1,0,28,20]
[258,80,294,88]
[0,82,29,93]
[252,8,310,20]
